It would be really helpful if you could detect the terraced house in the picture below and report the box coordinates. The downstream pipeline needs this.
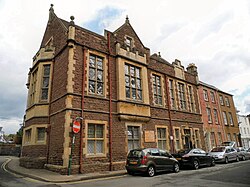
[199,81,240,151]
[21,5,204,174]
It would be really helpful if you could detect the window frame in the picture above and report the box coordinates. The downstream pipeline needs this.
[157,127,167,150]
[88,54,105,96]
[203,89,209,101]
[169,79,176,109]
[125,63,142,101]
[127,126,141,152]
[213,109,219,124]
[86,123,105,156]
[210,91,215,103]
[219,95,224,105]
[188,85,195,112]
[40,64,51,101]
[178,82,186,110]
[222,111,228,125]
[206,107,212,123]
[152,74,163,106]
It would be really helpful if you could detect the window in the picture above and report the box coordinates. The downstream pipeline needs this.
[213,109,219,124]
[157,128,167,150]
[233,133,237,143]
[37,127,46,142]
[89,54,104,95]
[125,37,132,47]
[227,133,231,141]
[25,129,32,144]
[219,95,224,105]
[152,74,162,105]
[41,65,51,101]
[174,129,181,150]
[206,108,212,123]
[228,112,234,125]
[87,124,104,154]
[225,97,230,107]
[217,132,222,145]
[222,111,228,125]
[127,126,140,151]
[203,89,208,101]
[188,86,195,112]
[29,69,38,105]
[195,130,200,148]
[210,132,216,148]
[210,91,215,103]
[169,80,175,109]
[125,64,142,101]
[178,83,186,110]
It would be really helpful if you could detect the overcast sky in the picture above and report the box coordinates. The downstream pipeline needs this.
[0,0,250,134]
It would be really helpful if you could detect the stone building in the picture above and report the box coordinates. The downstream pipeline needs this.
[21,5,204,174]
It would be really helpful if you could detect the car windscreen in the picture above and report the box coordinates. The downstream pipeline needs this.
[211,147,225,152]
[128,150,142,158]
[177,149,191,154]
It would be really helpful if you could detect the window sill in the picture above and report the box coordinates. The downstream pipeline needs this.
[85,153,106,158]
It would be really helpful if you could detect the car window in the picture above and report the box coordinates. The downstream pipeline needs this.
[150,149,160,156]
[159,150,171,157]
[128,150,142,157]
[211,147,225,152]
[192,149,201,154]
[226,149,230,153]
[199,149,206,154]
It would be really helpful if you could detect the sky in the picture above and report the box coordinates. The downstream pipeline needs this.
[0,0,250,134]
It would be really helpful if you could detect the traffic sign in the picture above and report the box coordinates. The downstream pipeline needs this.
[73,121,81,133]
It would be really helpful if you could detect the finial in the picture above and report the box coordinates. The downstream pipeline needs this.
[158,52,161,57]
[125,15,129,24]
[70,16,75,25]
[49,4,54,12]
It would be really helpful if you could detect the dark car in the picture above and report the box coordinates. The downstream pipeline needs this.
[172,148,215,170]
[125,148,180,177]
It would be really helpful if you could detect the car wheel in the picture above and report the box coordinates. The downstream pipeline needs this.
[210,158,215,167]
[225,157,228,164]
[193,159,199,170]
[242,156,246,161]
[173,162,180,173]
[236,156,239,162]
[147,165,155,177]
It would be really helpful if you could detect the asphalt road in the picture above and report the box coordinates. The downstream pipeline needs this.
[1,157,250,187]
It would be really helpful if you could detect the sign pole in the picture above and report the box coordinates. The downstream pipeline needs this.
[68,133,75,175]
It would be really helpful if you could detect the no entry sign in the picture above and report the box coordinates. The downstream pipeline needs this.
[73,121,81,133]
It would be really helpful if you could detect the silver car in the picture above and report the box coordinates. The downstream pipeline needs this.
[209,146,239,163]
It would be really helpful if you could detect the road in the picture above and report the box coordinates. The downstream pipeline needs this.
[1,157,250,187]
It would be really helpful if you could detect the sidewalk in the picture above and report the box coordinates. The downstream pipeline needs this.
[5,156,127,183]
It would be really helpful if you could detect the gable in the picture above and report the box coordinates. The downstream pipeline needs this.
[114,18,149,55]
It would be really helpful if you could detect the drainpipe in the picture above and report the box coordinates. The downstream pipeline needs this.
[79,47,86,173]
[108,32,113,171]
[165,76,175,153]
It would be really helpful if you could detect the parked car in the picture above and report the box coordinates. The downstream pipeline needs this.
[126,148,180,177]
[171,148,215,170]
[209,146,239,163]
[236,147,250,160]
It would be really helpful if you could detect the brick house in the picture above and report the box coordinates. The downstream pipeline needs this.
[198,81,240,151]
[21,5,204,174]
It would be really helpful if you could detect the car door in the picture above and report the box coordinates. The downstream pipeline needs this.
[150,149,162,170]
[199,149,210,165]
[159,149,174,170]
[192,149,202,164]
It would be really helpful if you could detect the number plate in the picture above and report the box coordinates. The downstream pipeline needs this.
[130,161,137,164]
[176,158,181,160]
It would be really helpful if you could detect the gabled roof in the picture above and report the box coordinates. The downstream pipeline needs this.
[199,81,233,96]
[113,16,149,49]
[150,53,172,66]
